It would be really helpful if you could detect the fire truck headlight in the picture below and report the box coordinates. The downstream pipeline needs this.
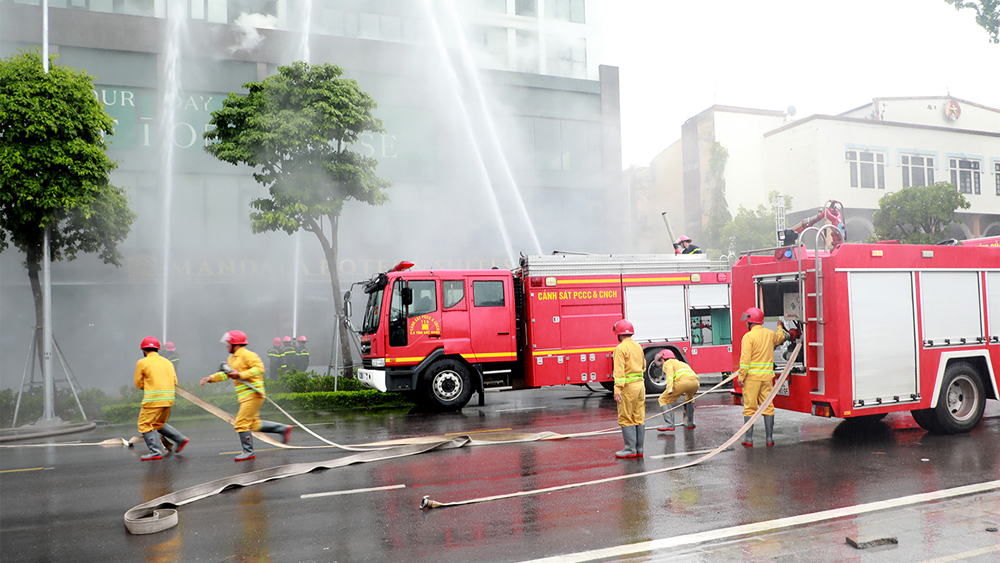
[372,358,385,368]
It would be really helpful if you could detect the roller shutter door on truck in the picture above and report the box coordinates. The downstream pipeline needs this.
[624,285,687,342]
[849,272,918,406]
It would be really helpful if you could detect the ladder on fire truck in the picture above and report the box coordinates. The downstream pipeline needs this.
[742,225,840,389]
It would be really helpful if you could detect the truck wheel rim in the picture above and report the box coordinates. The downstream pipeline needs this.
[648,366,666,387]
[433,370,462,401]
[946,375,978,422]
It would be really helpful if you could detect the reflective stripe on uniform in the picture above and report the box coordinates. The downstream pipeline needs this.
[739,361,774,376]
[670,364,697,381]
[141,389,175,403]
[615,372,644,384]
[235,380,265,398]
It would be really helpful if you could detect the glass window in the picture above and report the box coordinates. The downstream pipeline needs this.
[361,287,384,335]
[443,280,465,309]
[950,158,981,195]
[473,280,505,307]
[515,29,539,73]
[515,0,537,17]
[901,154,934,188]
[547,0,586,23]
[408,280,437,317]
[846,150,885,189]
[995,162,1000,196]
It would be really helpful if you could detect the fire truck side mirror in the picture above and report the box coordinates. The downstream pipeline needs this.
[401,287,413,306]
[343,291,352,318]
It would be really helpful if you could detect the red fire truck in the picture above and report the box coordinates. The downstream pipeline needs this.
[350,254,734,410]
[731,236,1000,433]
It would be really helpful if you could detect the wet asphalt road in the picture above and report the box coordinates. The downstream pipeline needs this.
[2,383,999,563]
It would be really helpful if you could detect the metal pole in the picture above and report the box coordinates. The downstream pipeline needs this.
[42,0,49,72]
[42,228,55,420]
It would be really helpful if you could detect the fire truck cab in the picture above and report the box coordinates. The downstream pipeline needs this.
[354,254,735,411]
[731,239,999,433]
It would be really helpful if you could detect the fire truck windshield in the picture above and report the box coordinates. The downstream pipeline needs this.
[361,287,384,335]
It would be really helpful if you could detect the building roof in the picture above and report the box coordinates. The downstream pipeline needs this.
[763,113,1000,138]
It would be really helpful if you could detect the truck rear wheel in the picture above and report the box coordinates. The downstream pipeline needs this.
[420,359,473,411]
[911,362,985,435]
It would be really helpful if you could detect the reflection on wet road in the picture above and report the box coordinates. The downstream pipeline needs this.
[2,385,998,562]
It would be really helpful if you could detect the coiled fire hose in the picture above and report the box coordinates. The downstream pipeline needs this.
[419,341,802,510]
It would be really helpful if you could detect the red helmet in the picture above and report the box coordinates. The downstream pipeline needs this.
[221,330,248,346]
[282,336,292,343]
[676,235,692,244]
[140,336,160,350]
[612,320,635,337]
[297,335,307,342]
[656,349,675,362]
[273,337,282,347]
[741,307,765,324]
[164,341,176,351]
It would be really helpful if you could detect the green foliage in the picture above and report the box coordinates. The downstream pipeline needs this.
[0,386,118,427]
[204,61,391,368]
[0,50,136,328]
[718,191,792,255]
[204,61,391,238]
[872,182,971,244]
[945,0,1000,43]
[268,369,366,393]
[701,142,733,255]
[99,389,409,423]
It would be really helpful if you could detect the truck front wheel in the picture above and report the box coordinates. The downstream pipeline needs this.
[911,362,985,435]
[420,359,473,411]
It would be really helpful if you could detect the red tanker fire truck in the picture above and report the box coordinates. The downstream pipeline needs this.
[350,254,734,410]
[731,234,1000,434]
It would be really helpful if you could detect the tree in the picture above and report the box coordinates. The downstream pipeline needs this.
[872,182,970,244]
[701,141,732,256]
[945,0,1000,43]
[718,191,792,256]
[204,61,392,373]
[1,51,135,343]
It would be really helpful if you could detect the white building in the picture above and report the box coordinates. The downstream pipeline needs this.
[636,96,1000,251]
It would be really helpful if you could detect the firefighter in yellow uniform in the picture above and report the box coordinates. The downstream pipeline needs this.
[200,330,292,461]
[654,350,700,431]
[612,319,646,458]
[738,307,786,447]
[134,336,189,461]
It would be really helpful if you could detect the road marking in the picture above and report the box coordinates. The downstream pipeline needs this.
[916,544,1000,563]
[445,428,512,436]
[301,484,406,499]
[521,480,1000,563]
[0,467,45,473]
[495,406,548,413]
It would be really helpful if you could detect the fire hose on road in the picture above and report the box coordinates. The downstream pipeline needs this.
[419,341,802,510]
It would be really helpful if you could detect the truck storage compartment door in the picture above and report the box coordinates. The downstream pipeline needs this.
[920,272,984,345]
[989,272,1000,343]
[624,285,687,342]
[849,272,918,407]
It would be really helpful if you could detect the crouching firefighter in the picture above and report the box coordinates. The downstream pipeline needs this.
[134,336,189,461]
[654,350,700,431]
[200,330,293,461]
[612,320,646,458]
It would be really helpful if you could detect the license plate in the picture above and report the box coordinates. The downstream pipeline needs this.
[776,380,790,396]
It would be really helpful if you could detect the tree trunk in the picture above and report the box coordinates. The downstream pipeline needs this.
[25,245,45,367]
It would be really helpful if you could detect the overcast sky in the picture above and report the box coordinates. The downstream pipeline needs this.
[598,0,1000,168]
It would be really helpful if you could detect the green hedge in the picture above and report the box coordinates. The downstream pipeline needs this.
[101,389,411,424]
